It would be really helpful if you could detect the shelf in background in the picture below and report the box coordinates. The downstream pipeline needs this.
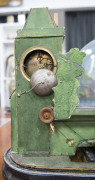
[2,39,14,44]
[0,23,22,108]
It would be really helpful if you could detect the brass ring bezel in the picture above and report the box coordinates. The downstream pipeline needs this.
[20,46,57,81]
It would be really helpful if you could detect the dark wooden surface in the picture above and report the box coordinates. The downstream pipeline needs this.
[3,148,95,180]
[0,109,11,180]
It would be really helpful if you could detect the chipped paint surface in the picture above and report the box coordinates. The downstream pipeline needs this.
[53,49,86,119]
[11,8,95,167]
[12,7,63,155]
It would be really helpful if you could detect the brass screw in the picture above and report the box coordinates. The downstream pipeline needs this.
[17,93,20,97]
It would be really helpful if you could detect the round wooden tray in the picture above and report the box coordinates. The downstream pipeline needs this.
[3,147,95,180]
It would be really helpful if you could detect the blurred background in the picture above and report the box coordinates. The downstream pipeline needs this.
[0,0,95,111]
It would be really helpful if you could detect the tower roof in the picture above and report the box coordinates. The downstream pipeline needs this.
[24,8,55,29]
[17,7,64,38]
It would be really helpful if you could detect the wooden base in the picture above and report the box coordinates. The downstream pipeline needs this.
[3,148,95,180]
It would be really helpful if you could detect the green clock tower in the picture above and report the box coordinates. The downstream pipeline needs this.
[3,7,95,180]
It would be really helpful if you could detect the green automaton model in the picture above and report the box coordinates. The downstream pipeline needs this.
[11,7,95,170]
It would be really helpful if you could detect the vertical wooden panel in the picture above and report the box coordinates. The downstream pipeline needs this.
[54,13,58,26]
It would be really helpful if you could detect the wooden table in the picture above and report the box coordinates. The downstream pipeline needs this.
[0,109,11,180]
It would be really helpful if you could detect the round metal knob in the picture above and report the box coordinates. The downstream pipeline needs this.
[30,69,57,96]
[39,107,54,124]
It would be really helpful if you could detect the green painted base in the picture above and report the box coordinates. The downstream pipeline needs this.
[3,148,95,180]
[10,148,95,171]
[3,147,95,180]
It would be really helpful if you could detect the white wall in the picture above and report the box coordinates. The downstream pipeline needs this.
[0,0,95,14]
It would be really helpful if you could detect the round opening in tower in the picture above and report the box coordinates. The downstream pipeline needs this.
[20,46,57,81]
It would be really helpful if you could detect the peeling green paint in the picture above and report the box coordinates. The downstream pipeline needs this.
[11,7,64,156]
[53,49,86,119]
